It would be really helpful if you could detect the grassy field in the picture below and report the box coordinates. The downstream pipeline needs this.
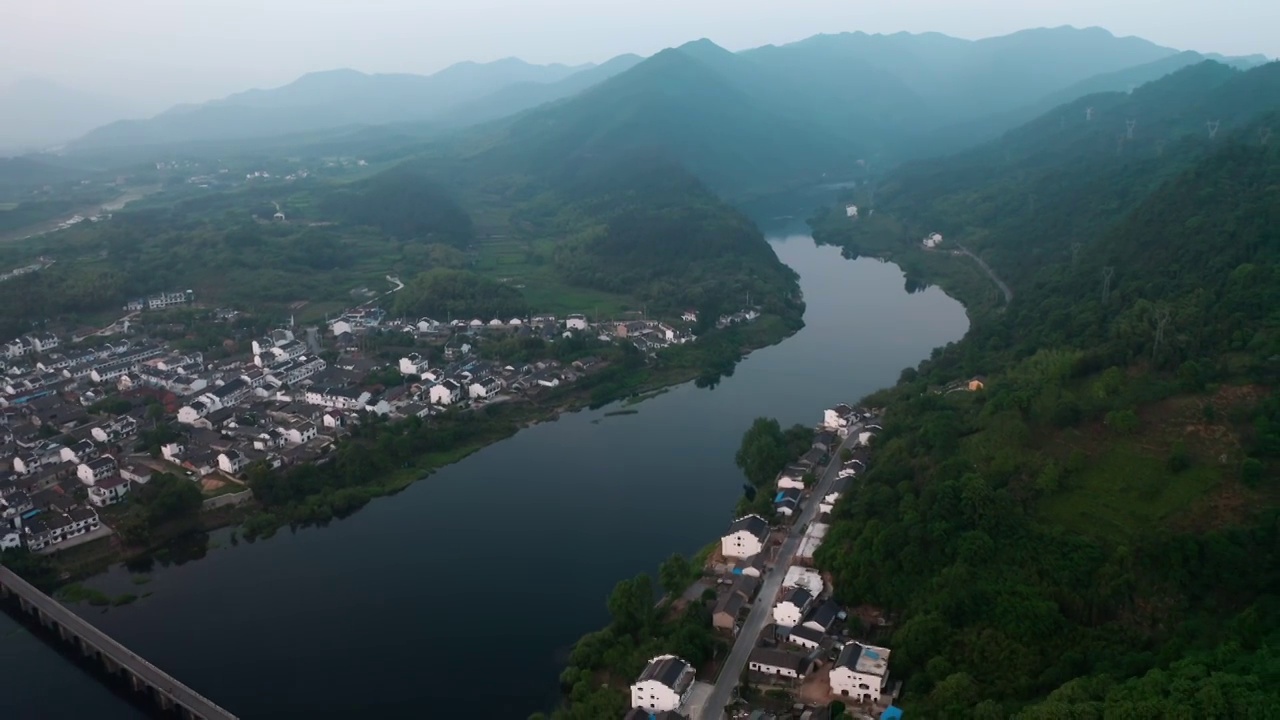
[469,236,633,317]
[1039,441,1221,543]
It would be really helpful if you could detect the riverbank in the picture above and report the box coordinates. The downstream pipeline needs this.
[1,237,969,720]
[37,311,805,584]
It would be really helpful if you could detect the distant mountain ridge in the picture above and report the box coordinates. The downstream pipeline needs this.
[0,79,142,154]
[68,58,603,150]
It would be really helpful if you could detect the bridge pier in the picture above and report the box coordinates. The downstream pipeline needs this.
[0,566,238,719]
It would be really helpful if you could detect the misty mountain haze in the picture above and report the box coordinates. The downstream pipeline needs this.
[0,79,144,154]
[1,25,1265,158]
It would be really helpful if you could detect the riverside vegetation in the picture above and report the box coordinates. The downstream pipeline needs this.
[808,60,1280,716]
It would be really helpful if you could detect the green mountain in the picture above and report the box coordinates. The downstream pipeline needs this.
[470,43,859,197]
[68,59,592,150]
[809,60,1280,716]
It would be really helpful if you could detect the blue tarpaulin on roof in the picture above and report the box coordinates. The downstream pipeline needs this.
[732,567,742,575]
[881,706,904,720]
[774,491,785,502]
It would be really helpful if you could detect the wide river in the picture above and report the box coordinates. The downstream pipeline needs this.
[0,230,967,719]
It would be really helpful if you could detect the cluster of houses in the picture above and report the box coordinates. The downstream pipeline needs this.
[627,404,897,720]
[921,233,943,249]
[124,289,195,312]
[0,392,152,552]
[0,257,53,284]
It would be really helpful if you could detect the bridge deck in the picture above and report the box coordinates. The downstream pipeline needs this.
[0,566,237,720]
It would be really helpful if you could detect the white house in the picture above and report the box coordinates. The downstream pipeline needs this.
[823,403,858,433]
[776,468,807,491]
[77,456,117,486]
[60,440,99,465]
[283,422,317,445]
[802,599,841,634]
[177,400,211,425]
[821,476,853,514]
[721,514,770,559]
[830,643,892,704]
[845,204,859,218]
[565,314,589,331]
[88,476,131,507]
[161,442,185,462]
[218,450,250,475]
[774,487,802,517]
[429,380,462,406]
[772,586,814,628]
[467,376,503,400]
[0,530,21,551]
[629,655,695,712]
[923,232,943,249]
[304,386,371,411]
[783,566,825,597]
[399,353,431,377]
[12,453,41,475]
[787,624,826,650]
[748,647,808,680]
[681,310,698,323]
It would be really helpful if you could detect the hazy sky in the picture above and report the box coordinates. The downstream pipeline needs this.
[3,0,1277,111]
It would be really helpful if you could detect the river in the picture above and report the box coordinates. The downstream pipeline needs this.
[0,231,967,718]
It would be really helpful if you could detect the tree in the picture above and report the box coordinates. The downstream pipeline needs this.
[659,553,694,599]
[607,574,654,636]
[735,418,789,487]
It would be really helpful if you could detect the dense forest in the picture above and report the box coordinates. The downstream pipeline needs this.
[809,60,1280,716]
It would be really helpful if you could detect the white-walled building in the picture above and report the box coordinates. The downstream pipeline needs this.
[783,566,825,597]
[467,376,503,400]
[721,514,770,559]
[0,530,21,551]
[923,232,943,249]
[831,643,892,704]
[218,450,250,475]
[772,586,814,628]
[304,386,371,411]
[823,403,858,433]
[399,353,430,377]
[629,655,695,712]
[76,456,117,486]
[429,380,462,406]
[565,314,588,331]
[88,476,131,507]
[748,647,808,680]
[845,204,859,218]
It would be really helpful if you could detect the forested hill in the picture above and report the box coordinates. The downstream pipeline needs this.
[810,62,1280,716]
[846,60,1280,286]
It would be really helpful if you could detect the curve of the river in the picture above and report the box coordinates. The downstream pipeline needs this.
[0,232,968,719]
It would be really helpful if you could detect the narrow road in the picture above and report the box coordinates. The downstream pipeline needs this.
[954,243,1013,304]
[697,428,861,720]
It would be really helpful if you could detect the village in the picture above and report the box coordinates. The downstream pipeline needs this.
[0,291,761,556]
[625,404,904,720]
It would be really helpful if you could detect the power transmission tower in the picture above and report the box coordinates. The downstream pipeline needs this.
[1155,139,1166,157]
[1152,306,1172,360]
[1086,107,1095,122]
[1102,267,1115,304]
[1071,242,1083,266]
[1207,120,1220,140]
[1126,119,1136,140]
[1116,134,1126,155]
[1261,127,1272,146]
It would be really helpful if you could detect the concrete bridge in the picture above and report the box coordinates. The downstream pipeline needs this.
[0,565,238,719]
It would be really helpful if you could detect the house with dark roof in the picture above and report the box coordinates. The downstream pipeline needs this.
[772,586,814,627]
[721,514,770,559]
[748,647,809,680]
[786,623,826,650]
[831,643,892,703]
[774,487,802,517]
[630,655,695,713]
[802,599,841,633]
[712,575,760,631]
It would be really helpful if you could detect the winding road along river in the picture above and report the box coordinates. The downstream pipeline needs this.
[0,230,968,719]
